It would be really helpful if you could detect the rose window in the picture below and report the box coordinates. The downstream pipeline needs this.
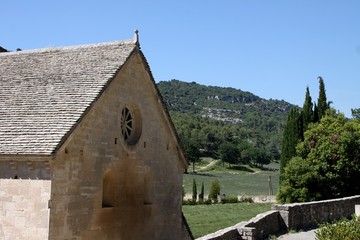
[120,105,142,145]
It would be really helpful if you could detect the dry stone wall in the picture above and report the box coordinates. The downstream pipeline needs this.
[0,179,51,240]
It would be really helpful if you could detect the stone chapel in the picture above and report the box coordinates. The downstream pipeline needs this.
[0,31,192,240]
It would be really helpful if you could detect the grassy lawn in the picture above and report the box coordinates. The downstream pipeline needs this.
[183,160,280,197]
[183,202,272,238]
[182,160,279,238]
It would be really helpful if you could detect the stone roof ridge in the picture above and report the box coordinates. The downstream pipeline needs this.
[0,38,136,57]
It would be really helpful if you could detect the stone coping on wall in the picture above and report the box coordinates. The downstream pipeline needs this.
[272,195,360,230]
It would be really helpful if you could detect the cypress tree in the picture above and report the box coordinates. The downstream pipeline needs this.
[302,86,313,131]
[199,182,204,202]
[280,107,303,181]
[313,102,319,123]
[192,179,197,202]
[317,76,329,120]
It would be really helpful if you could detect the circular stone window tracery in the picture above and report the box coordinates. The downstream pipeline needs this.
[120,104,142,145]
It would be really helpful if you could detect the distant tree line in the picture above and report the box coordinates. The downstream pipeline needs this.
[171,111,274,171]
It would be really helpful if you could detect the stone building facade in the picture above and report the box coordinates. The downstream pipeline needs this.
[0,32,191,239]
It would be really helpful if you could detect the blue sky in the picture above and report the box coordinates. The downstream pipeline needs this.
[2,1,359,117]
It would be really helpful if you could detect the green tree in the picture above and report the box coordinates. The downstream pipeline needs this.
[278,111,360,203]
[253,148,271,167]
[204,131,222,158]
[280,107,303,181]
[192,179,197,202]
[351,108,360,119]
[199,182,205,202]
[219,142,240,167]
[182,186,186,202]
[313,103,319,123]
[238,141,254,164]
[182,138,201,172]
[268,142,281,161]
[277,157,319,203]
[302,86,313,131]
[317,77,330,120]
[209,180,220,202]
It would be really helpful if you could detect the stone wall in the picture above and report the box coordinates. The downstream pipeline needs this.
[0,179,51,240]
[49,50,187,239]
[196,222,245,240]
[197,211,287,240]
[196,195,360,240]
[0,156,51,180]
[272,195,360,230]
[238,210,286,239]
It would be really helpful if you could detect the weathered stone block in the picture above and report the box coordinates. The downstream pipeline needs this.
[0,179,51,239]
[356,205,360,216]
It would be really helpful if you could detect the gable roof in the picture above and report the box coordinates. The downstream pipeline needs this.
[0,38,138,155]
[0,47,7,53]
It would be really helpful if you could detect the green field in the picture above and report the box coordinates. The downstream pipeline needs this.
[183,160,280,197]
[182,160,279,238]
[183,203,272,238]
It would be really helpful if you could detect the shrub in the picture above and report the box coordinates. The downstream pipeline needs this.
[239,196,254,203]
[182,199,197,205]
[221,196,238,204]
[209,179,220,201]
[316,215,360,240]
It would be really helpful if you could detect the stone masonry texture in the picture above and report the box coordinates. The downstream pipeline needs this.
[0,38,189,239]
[0,179,51,240]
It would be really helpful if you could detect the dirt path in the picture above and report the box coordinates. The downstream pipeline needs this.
[198,160,220,171]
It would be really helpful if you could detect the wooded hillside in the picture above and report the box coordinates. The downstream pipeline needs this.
[157,80,294,164]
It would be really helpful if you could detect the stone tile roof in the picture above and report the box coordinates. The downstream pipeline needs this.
[0,40,137,154]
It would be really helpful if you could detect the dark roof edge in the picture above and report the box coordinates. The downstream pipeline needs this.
[0,46,8,52]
